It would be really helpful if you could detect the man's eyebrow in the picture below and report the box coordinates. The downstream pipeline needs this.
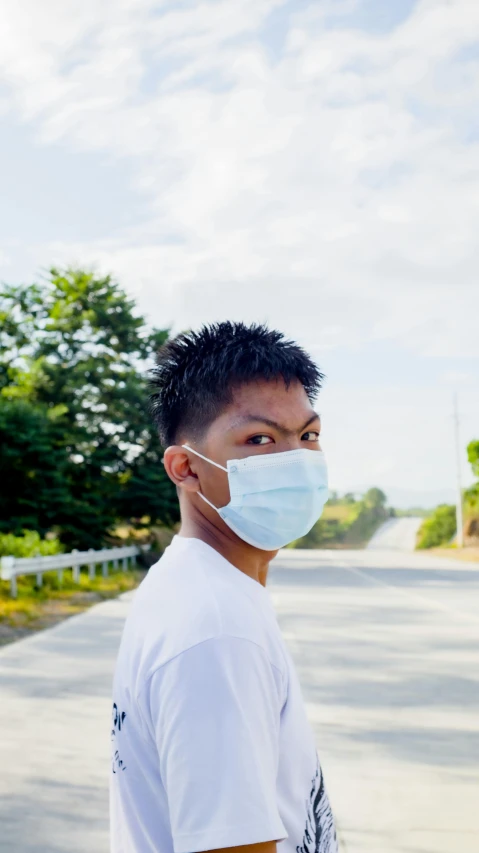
[300,412,321,431]
[229,412,320,435]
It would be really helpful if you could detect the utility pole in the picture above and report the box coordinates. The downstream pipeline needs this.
[453,393,464,548]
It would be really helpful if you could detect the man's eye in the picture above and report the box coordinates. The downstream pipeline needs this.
[248,435,273,445]
[302,431,320,442]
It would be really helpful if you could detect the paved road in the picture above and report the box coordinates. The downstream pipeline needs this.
[0,549,478,853]
[367,517,423,551]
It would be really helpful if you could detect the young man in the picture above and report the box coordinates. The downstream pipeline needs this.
[110,322,338,853]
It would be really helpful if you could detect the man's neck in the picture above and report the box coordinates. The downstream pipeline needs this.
[178,510,276,587]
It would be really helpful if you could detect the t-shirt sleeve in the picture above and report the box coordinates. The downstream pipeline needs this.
[144,635,287,853]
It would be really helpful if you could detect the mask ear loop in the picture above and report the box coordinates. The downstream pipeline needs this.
[181,444,227,515]
[182,444,228,472]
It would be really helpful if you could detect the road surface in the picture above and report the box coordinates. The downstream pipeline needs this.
[0,548,478,853]
[273,548,479,852]
[367,517,423,551]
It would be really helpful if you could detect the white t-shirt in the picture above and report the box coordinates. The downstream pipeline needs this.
[110,536,338,853]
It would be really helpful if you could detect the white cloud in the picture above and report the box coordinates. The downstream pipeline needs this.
[1,0,476,356]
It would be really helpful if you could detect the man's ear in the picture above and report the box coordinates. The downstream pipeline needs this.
[163,446,200,493]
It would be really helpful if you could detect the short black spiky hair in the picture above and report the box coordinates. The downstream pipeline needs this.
[149,322,323,447]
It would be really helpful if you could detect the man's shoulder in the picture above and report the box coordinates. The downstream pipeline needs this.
[121,553,220,670]
[117,539,286,692]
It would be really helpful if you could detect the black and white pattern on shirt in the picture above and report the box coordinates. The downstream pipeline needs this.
[111,702,127,774]
[296,755,338,853]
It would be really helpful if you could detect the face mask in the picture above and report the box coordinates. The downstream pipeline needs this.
[183,444,329,551]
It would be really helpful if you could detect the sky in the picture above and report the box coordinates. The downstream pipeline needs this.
[0,0,478,507]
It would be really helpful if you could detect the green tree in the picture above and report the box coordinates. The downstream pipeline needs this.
[343,488,389,545]
[467,440,479,479]
[363,487,387,508]
[464,439,479,528]
[291,488,389,549]
[115,433,180,529]
[465,483,479,515]
[0,399,73,535]
[416,504,456,549]
[0,268,179,547]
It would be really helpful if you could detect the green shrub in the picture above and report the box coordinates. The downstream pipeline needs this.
[0,530,64,558]
[290,488,389,549]
[416,505,456,549]
[464,482,479,515]
[292,517,346,549]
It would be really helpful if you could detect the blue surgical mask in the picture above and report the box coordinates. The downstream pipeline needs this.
[183,444,329,551]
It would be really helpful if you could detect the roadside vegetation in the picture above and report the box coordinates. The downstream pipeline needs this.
[0,268,179,551]
[416,505,457,549]
[0,562,144,646]
[290,487,391,549]
[415,441,479,555]
[0,270,177,644]
[394,507,431,519]
[0,530,64,558]
[0,529,152,646]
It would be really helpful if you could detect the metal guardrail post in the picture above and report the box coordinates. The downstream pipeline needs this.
[36,572,43,588]
[72,549,80,583]
[88,549,96,580]
[102,561,108,578]
[1,557,17,599]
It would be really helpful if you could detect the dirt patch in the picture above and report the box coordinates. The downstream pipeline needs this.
[0,622,34,645]
[429,547,479,564]
[0,596,96,647]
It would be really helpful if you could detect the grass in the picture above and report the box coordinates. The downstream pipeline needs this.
[322,504,360,523]
[0,565,145,646]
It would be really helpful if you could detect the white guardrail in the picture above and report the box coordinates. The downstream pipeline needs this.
[0,545,140,599]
